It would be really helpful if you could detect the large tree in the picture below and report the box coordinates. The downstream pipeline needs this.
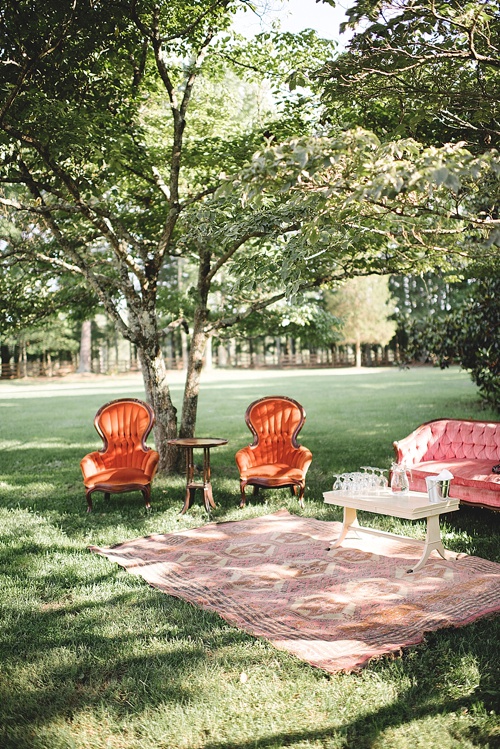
[0,0,336,470]
[314,0,500,399]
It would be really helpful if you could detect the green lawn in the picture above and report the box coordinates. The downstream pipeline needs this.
[0,366,499,749]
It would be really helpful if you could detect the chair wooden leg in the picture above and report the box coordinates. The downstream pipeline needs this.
[141,485,152,511]
[298,483,305,509]
[86,489,94,513]
[239,482,247,508]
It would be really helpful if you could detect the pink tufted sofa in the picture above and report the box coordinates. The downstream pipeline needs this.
[393,419,500,511]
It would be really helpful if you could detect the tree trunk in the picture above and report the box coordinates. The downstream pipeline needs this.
[355,339,362,368]
[1,345,11,379]
[20,341,27,378]
[179,310,209,439]
[181,327,189,370]
[218,341,228,367]
[77,319,92,373]
[204,336,213,370]
[139,347,179,473]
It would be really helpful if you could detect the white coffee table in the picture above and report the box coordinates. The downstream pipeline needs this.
[323,489,460,573]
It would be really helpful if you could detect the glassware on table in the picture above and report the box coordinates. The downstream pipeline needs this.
[374,467,389,492]
[360,466,381,493]
[390,462,409,495]
[344,473,357,493]
[360,466,374,489]
[333,468,392,495]
[332,473,345,491]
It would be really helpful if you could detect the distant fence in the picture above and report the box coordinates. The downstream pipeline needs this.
[1,360,139,379]
[1,344,398,379]
[217,347,396,369]
[1,361,75,379]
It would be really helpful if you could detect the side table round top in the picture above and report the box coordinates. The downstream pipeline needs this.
[167,437,228,448]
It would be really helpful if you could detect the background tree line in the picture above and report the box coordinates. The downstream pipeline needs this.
[1,269,496,409]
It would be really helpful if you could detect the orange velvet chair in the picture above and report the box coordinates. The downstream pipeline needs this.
[235,395,312,508]
[80,398,160,512]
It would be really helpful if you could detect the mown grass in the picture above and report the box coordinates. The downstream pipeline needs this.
[0,366,499,749]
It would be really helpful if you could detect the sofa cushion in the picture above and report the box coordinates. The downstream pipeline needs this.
[407,460,500,509]
[410,460,500,495]
[410,459,500,492]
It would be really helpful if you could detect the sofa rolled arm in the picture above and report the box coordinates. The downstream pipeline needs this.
[393,423,435,467]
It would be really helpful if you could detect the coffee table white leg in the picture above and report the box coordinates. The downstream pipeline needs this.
[331,506,360,548]
[408,513,449,573]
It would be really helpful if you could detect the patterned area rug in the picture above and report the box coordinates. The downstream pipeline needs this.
[89,509,500,673]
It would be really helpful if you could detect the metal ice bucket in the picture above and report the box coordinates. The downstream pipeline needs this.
[425,476,451,503]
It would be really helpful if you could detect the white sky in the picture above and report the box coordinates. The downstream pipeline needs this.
[233,0,352,45]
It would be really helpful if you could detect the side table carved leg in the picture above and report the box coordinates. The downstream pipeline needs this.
[330,506,359,548]
[180,486,197,515]
[203,484,216,513]
[407,514,449,573]
[179,447,195,515]
[202,447,216,514]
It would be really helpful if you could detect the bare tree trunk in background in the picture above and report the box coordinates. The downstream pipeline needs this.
[355,338,362,368]
[179,310,209,440]
[77,320,92,373]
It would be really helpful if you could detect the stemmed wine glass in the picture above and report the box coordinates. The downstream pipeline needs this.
[332,473,345,492]
[374,467,389,492]
[360,466,378,493]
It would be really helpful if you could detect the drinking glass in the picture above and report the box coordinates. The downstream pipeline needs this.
[332,473,344,491]
[374,468,389,492]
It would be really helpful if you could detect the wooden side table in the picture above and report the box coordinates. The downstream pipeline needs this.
[168,437,228,515]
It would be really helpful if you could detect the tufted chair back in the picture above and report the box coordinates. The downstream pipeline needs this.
[235,396,312,508]
[94,398,156,470]
[80,398,159,512]
[244,396,307,465]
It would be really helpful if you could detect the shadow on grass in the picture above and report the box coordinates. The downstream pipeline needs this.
[1,587,498,749]
[198,666,499,749]
[0,597,243,744]
[1,509,498,749]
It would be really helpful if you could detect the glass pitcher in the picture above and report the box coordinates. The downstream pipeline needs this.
[390,462,409,495]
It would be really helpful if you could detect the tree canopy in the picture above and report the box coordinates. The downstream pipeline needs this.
[313,0,500,404]
[319,0,500,150]
[0,0,340,469]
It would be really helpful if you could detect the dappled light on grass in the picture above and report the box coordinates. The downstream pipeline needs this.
[90,509,500,679]
[0,440,99,451]
[0,480,57,498]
